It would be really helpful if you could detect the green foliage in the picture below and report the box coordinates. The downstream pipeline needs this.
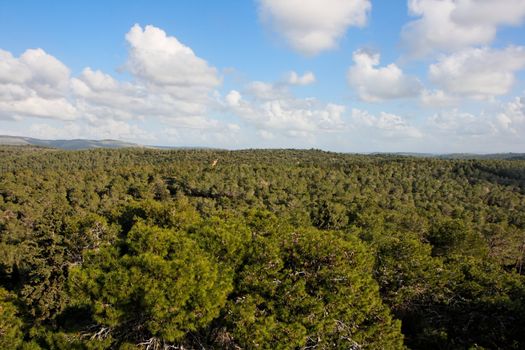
[310,200,349,230]
[222,216,404,349]
[404,256,525,349]
[1,147,525,348]
[188,214,252,268]
[0,288,25,349]
[372,231,444,315]
[69,221,232,344]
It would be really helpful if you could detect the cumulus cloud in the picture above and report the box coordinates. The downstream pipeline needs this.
[246,81,289,101]
[225,89,242,107]
[0,49,77,120]
[258,0,371,55]
[429,46,525,99]
[0,50,30,84]
[451,0,525,27]
[17,48,71,98]
[226,84,345,137]
[0,97,77,121]
[68,24,237,142]
[496,97,525,135]
[0,23,236,141]
[0,49,70,96]
[420,89,458,107]
[119,24,224,122]
[402,0,525,57]
[71,67,217,123]
[424,96,525,148]
[244,72,316,103]
[71,68,142,120]
[286,71,316,85]
[351,108,423,138]
[427,109,495,136]
[347,50,422,102]
[125,24,220,88]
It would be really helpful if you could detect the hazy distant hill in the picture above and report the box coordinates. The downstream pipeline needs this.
[0,135,141,150]
[438,153,525,160]
[371,152,525,160]
[1,135,524,157]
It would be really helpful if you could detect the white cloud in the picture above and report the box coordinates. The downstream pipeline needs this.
[451,0,525,27]
[420,89,458,107]
[71,68,141,120]
[347,50,422,102]
[258,0,371,55]
[0,48,77,120]
[0,24,234,142]
[72,24,231,131]
[225,89,242,107]
[125,24,220,88]
[286,71,316,85]
[120,24,224,122]
[226,84,345,137]
[18,48,71,98]
[425,96,525,144]
[496,97,525,135]
[0,50,30,84]
[72,67,217,123]
[246,81,289,101]
[402,0,525,57]
[0,49,70,96]
[0,84,29,102]
[0,97,77,121]
[429,46,525,99]
[427,109,495,136]
[351,108,423,138]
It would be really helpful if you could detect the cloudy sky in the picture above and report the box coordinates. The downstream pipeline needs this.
[1,0,525,153]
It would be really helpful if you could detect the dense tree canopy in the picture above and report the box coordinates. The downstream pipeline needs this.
[1,146,525,349]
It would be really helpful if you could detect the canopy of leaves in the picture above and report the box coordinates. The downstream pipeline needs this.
[1,146,525,349]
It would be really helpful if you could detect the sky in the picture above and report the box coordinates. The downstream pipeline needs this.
[1,0,525,153]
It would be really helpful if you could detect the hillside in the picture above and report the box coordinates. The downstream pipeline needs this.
[0,135,140,150]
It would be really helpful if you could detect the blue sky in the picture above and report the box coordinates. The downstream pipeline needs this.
[1,0,525,153]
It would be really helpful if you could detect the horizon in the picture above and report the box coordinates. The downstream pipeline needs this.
[1,1,525,153]
[3,134,525,156]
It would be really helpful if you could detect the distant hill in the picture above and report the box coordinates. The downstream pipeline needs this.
[0,135,141,150]
[1,135,524,157]
[437,153,525,160]
[371,152,525,160]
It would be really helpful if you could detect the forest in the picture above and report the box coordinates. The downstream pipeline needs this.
[1,146,525,350]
